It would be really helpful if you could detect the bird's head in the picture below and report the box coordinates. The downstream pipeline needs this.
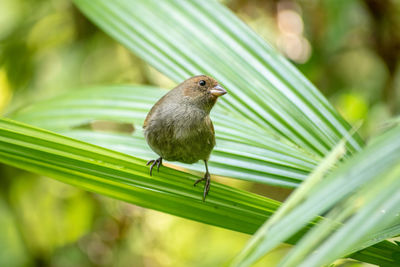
[181,75,227,112]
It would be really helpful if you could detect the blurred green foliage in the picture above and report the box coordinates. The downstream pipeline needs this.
[1,0,399,266]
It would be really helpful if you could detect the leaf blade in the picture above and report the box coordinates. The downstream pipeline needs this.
[73,0,364,157]
[11,85,319,187]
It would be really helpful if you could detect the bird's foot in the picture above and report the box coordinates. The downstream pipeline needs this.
[146,157,162,176]
[194,171,211,201]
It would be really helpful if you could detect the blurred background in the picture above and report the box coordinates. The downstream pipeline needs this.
[0,0,399,266]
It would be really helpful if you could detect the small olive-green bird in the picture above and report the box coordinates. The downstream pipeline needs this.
[143,75,227,201]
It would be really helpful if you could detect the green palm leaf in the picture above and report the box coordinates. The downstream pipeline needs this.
[72,0,364,157]
[0,118,279,233]
[11,85,318,187]
[2,0,397,265]
[234,125,400,267]
[0,118,397,266]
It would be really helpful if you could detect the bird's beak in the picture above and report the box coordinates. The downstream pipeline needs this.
[210,84,227,97]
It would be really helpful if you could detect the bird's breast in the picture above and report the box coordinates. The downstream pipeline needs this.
[144,105,216,163]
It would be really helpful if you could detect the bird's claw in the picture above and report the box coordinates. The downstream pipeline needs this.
[193,177,205,186]
[146,157,162,176]
[194,172,211,201]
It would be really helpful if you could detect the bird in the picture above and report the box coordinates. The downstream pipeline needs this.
[143,75,227,201]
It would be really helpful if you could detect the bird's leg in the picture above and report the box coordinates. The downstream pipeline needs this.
[193,160,211,201]
[146,157,162,176]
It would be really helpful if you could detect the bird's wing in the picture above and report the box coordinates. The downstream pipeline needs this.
[143,88,181,129]
[143,96,165,129]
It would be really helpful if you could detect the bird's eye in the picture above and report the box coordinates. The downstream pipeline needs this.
[199,80,206,86]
